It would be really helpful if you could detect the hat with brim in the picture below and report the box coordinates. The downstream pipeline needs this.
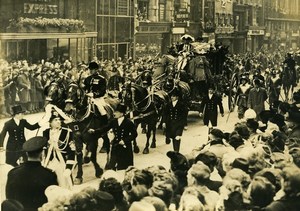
[11,105,26,115]
[49,111,63,122]
[23,136,47,152]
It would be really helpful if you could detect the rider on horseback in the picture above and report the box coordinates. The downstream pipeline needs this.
[83,62,110,153]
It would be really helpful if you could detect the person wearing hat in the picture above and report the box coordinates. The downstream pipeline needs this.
[6,136,58,211]
[252,69,265,87]
[84,61,110,153]
[96,104,137,170]
[16,67,31,111]
[84,61,107,98]
[162,88,189,152]
[247,79,268,121]
[237,75,251,119]
[266,69,282,110]
[0,105,41,167]
[42,110,76,188]
[199,87,224,132]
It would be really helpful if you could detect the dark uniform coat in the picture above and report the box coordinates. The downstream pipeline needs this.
[84,73,107,97]
[200,94,224,127]
[99,117,137,170]
[6,161,58,211]
[163,100,188,139]
[0,119,40,166]
[42,127,75,163]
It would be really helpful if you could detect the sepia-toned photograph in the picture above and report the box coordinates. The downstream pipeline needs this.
[0,0,300,210]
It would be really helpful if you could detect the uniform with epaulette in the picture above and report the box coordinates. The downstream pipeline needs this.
[83,62,107,97]
[42,111,75,170]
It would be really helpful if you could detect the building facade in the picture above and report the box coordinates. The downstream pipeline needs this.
[264,0,300,51]
[0,0,98,63]
[96,0,135,60]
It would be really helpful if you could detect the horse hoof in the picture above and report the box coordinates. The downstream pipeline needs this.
[74,177,83,185]
[134,145,140,154]
[95,167,104,178]
[99,147,107,153]
[83,156,91,164]
[150,142,156,148]
[165,138,171,144]
[143,148,149,154]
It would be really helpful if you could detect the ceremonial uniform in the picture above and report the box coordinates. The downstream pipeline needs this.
[84,73,107,97]
[42,127,75,167]
[163,90,188,152]
[97,104,137,170]
[200,93,224,127]
[0,106,40,166]
[6,136,58,211]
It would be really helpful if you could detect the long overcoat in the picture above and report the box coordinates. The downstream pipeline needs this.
[163,100,188,139]
[200,94,224,127]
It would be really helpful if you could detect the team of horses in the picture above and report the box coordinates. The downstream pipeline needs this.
[43,53,298,183]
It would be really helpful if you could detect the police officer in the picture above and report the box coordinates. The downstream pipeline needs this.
[0,105,41,166]
[162,88,189,152]
[6,136,58,210]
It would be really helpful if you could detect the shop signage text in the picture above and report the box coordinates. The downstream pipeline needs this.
[248,30,264,35]
[24,0,58,15]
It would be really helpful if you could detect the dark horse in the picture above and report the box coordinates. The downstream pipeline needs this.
[121,82,168,154]
[44,81,66,109]
[281,66,297,102]
[46,80,119,184]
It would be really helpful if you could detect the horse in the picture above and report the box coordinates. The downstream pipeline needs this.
[64,80,120,184]
[281,66,297,101]
[44,80,67,109]
[121,82,168,154]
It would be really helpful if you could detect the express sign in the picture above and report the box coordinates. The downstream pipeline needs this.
[24,0,58,15]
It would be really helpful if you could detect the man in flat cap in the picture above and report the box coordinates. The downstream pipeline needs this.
[6,136,58,211]
[0,105,41,166]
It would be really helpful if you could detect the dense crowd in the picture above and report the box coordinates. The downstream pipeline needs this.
[1,48,300,211]
[3,105,299,211]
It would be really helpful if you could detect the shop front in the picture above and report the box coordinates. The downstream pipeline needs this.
[0,32,97,63]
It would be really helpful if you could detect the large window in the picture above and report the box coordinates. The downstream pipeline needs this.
[118,0,129,16]
[159,0,166,21]
[137,0,149,21]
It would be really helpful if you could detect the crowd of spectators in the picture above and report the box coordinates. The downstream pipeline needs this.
[28,103,299,211]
